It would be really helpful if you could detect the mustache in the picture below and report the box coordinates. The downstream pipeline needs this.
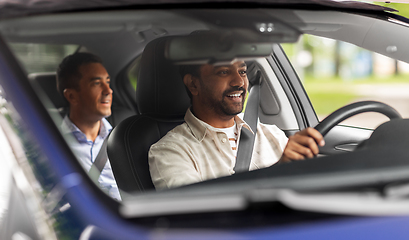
[223,86,246,95]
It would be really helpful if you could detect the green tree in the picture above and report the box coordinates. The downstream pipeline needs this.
[375,2,409,19]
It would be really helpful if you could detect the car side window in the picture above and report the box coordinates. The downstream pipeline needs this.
[8,43,79,74]
[6,43,79,125]
[127,55,142,91]
[282,35,409,129]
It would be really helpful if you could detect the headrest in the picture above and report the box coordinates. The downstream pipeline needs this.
[136,36,190,117]
[28,72,67,109]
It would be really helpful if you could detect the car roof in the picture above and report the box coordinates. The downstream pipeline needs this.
[0,0,397,19]
[2,6,409,75]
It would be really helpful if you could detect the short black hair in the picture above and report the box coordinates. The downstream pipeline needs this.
[179,64,202,99]
[56,52,103,97]
[179,64,201,79]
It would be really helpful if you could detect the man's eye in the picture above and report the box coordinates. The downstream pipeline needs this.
[240,71,247,76]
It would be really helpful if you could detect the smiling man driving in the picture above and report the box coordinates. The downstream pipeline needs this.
[149,60,324,190]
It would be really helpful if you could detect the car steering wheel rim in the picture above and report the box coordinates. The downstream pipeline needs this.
[314,100,402,137]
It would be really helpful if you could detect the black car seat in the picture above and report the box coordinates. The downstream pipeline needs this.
[107,36,190,193]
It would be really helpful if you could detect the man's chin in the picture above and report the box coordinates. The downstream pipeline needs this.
[222,107,244,116]
[99,110,112,118]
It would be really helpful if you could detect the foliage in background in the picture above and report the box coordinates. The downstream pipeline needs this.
[282,1,409,117]
[9,43,78,74]
[375,2,409,19]
[303,74,409,116]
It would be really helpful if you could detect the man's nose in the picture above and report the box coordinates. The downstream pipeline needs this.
[102,81,113,94]
[230,71,246,88]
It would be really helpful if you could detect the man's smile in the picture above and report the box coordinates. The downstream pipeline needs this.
[227,93,241,98]
[100,98,111,105]
[225,91,245,102]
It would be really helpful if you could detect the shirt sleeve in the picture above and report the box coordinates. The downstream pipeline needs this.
[250,123,289,170]
[149,140,202,190]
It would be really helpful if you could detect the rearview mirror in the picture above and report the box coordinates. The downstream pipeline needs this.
[165,10,301,65]
[166,31,277,65]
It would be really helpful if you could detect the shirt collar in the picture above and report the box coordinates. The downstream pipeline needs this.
[61,115,112,142]
[99,118,112,138]
[184,108,253,142]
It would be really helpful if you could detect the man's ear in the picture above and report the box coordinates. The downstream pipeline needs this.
[63,88,79,105]
[183,74,200,96]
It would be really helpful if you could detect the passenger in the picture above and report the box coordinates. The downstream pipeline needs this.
[149,61,325,190]
[57,52,120,200]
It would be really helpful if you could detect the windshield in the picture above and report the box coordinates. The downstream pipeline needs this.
[2,6,409,218]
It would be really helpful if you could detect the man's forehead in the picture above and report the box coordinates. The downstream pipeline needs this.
[79,62,109,78]
[205,61,247,69]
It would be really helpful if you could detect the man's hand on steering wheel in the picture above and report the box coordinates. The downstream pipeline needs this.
[279,127,325,163]
[279,101,401,163]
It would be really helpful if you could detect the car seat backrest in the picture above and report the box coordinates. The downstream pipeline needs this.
[28,72,68,119]
[136,36,191,116]
[107,36,190,193]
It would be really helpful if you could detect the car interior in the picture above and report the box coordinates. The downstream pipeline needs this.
[107,36,191,193]
[5,2,409,239]
[7,10,306,195]
[106,35,297,193]
[3,5,409,220]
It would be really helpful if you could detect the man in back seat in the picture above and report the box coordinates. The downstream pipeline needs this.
[57,52,120,200]
[149,60,325,190]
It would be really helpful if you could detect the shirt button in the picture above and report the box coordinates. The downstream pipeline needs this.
[221,138,227,143]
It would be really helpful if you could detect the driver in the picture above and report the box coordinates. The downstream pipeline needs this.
[149,60,324,190]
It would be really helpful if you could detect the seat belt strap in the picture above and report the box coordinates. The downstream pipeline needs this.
[88,136,109,182]
[234,70,261,173]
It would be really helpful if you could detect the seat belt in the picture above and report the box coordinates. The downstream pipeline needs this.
[88,136,109,182]
[234,70,261,173]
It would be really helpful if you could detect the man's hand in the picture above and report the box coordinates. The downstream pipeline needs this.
[280,127,325,163]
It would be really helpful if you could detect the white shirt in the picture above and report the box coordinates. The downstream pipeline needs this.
[61,116,121,200]
[214,121,238,156]
[149,108,288,190]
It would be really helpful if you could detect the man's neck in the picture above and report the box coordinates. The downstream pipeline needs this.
[69,113,101,142]
[191,106,235,128]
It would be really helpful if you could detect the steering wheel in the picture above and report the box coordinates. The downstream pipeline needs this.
[314,101,402,137]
